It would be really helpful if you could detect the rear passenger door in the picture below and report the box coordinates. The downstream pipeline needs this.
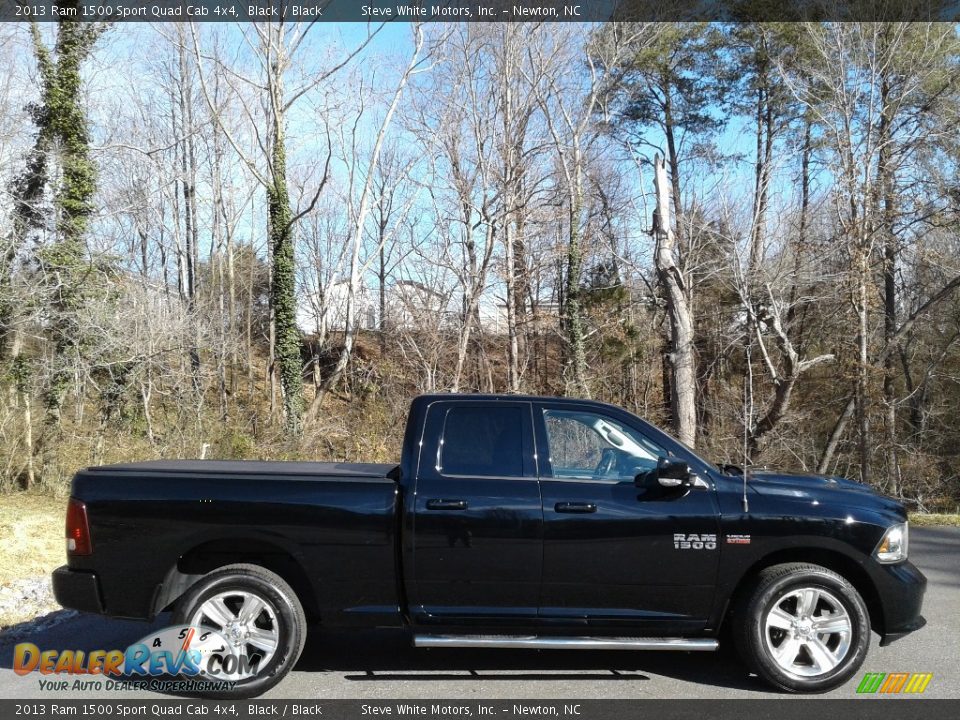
[409,400,542,625]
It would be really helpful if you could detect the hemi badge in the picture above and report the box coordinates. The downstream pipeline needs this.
[726,534,751,544]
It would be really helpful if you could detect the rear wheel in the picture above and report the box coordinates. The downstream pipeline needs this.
[734,563,870,693]
[172,563,306,699]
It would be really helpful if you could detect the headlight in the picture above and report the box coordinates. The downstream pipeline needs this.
[875,522,908,563]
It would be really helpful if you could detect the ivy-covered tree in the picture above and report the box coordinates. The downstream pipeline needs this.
[29,15,107,434]
[191,23,382,436]
[267,123,304,435]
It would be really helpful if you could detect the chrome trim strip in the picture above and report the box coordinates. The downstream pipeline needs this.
[413,635,718,651]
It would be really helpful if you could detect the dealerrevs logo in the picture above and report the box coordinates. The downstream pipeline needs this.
[856,672,933,694]
[14,625,255,680]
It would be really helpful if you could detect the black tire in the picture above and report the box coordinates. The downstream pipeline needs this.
[172,563,307,699]
[733,562,870,693]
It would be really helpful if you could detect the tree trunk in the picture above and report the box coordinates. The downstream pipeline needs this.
[653,155,696,447]
[31,16,102,480]
[451,200,493,393]
[378,241,387,354]
[749,83,774,272]
[504,217,520,393]
[855,245,871,484]
[878,72,900,497]
[564,179,589,398]
[177,30,202,401]
[661,82,685,424]
[140,377,155,445]
[269,123,305,436]
[11,329,35,490]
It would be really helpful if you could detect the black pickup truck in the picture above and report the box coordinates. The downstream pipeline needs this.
[53,394,925,697]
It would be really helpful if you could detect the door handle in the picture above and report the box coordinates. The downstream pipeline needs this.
[554,502,597,514]
[426,499,468,511]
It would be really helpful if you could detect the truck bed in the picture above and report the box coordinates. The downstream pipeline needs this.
[68,459,401,624]
[85,459,398,479]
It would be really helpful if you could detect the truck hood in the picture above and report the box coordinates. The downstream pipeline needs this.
[746,469,905,516]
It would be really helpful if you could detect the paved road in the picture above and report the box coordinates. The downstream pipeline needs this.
[2,527,957,700]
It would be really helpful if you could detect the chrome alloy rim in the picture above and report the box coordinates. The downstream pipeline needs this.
[190,590,280,681]
[763,586,853,678]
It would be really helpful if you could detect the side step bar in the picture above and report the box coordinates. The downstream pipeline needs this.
[414,635,718,651]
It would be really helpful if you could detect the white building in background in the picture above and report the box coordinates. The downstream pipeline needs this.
[297,280,560,337]
[297,279,449,334]
[384,280,450,329]
[297,281,376,336]
[476,300,561,334]
[477,299,507,334]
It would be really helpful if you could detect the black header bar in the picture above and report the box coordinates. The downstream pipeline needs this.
[1,700,960,720]
[1,0,959,23]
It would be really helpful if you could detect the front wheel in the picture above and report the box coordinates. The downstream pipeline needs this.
[734,562,870,693]
[172,563,306,699]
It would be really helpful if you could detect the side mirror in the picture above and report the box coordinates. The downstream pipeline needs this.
[656,457,690,488]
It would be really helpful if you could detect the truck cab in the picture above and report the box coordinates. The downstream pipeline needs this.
[400,395,722,633]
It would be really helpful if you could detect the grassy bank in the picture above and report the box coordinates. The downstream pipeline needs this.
[0,493,65,628]
[0,493,64,587]
[909,513,960,527]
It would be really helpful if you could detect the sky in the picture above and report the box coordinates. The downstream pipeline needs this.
[7,20,789,333]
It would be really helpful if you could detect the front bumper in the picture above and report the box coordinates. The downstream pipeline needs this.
[52,565,104,614]
[873,560,927,646]
[880,614,926,646]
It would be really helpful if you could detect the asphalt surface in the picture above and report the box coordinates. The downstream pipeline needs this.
[1,527,957,700]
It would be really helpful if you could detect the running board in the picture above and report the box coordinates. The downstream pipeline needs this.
[413,635,718,651]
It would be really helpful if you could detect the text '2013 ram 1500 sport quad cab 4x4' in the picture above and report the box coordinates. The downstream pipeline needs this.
[53,394,926,698]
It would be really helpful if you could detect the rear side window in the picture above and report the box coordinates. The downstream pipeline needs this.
[440,406,524,477]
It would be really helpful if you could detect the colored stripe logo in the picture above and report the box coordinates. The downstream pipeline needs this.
[857,672,932,694]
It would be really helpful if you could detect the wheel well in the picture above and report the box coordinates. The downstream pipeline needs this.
[722,548,885,636]
[154,538,319,621]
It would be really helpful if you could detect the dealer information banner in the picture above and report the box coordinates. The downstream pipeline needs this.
[4,700,960,720]
[1,0,960,22]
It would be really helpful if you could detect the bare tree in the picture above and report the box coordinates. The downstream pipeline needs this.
[408,25,503,393]
[652,155,696,446]
[192,20,381,435]
[305,24,430,420]
[787,22,960,483]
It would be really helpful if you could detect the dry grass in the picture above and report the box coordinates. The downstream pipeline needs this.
[0,492,64,586]
[909,513,960,527]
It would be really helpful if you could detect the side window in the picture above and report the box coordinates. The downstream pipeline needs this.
[543,409,664,480]
[440,406,524,477]
[544,414,607,476]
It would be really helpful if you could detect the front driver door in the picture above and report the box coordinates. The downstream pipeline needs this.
[535,403,720,633]
[409,400,542,625]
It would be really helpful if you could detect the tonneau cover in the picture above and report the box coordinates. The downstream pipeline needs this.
[84,459,398,478]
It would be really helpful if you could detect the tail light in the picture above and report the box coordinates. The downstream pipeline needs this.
[66,498,92,556]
